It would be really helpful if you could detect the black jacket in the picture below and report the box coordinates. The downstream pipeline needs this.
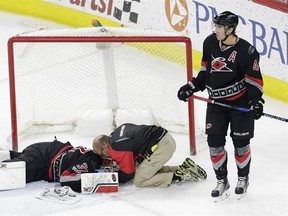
[108,123,167,183]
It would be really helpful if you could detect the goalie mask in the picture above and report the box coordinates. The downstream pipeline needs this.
[101,157,119,172]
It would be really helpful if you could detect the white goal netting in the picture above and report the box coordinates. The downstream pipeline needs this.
[8,27,203,153]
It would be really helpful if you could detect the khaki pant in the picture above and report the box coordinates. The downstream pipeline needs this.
[133,132,177,187]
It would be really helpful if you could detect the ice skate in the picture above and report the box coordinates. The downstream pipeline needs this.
[173,166,198,185]
[181,158,207,180]
[235,176,249,200]
[211,177,230,202]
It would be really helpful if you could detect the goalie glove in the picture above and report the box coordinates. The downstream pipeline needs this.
[248,98,265,120]
[177,80,198,102]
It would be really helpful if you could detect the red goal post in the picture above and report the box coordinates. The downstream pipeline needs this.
[7,27,197,154]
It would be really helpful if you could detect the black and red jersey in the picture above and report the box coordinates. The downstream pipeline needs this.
[59,145,101,192]
[6,139,101,193]
[194,33,263,102]
[107,123,167,183]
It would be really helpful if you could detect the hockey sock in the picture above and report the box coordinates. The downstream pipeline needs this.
[234,145,251,177]
[9,151,21,159]
[209,146,228,179]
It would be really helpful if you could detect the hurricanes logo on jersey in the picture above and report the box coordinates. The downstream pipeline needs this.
[72,163,89,173]
[211,56,232,73]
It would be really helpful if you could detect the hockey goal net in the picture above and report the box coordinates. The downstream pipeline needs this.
[8,27,198,154]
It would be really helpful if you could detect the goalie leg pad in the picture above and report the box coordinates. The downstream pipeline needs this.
[0,161,26,190]
[0,151,10,162]
[81,172,119,193]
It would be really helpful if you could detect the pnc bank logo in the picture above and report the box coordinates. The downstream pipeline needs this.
[165,0,189,32]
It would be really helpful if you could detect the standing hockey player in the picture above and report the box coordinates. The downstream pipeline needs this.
[177,11,264,200]
[2,138,102,192]
[93,123,207,187]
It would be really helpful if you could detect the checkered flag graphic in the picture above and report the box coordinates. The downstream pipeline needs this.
[113,0,141,24]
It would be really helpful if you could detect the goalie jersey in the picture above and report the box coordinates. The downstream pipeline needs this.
[5,140,102,192]
[58,145,102,192]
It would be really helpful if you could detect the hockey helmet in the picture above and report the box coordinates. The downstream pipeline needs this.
[213,11,239,28]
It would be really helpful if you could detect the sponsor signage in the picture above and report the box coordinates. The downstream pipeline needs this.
[43,0,287,81]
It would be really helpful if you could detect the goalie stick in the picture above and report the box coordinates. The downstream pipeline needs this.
[192,95,288,123]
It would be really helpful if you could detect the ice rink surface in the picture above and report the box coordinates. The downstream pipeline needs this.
[0,11,287,216]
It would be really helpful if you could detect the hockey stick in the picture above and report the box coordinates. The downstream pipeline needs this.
[192,95,288,123]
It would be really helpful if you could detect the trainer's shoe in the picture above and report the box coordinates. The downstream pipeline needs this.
[211,177,230,200]
[173,166,198,185]
[181,158,207,180]
[235,176,249,195]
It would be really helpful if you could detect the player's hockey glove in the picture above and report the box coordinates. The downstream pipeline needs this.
[248,98,265,120]
[177,80,198,102]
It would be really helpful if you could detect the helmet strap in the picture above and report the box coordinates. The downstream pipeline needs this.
[222,26,233,43]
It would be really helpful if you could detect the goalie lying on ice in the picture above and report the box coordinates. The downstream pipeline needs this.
[1,137,108,192]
